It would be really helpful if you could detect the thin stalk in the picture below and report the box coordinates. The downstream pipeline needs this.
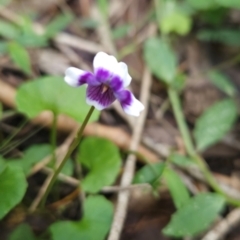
[39,106,95,209]
[168,87,240,206]
[51,112,57,166]
[167,88,195,156]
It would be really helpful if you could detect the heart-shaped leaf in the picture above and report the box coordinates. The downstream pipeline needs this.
[78,137,121,193]
[9,223,36,240]
[0,161,27,219]
[7,144,51,175]
[194,99,237,151]
[50,195,113,240]
[163,193,225,237]
[16,76,99,123]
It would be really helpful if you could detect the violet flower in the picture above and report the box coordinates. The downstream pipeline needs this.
[64,52,144,116]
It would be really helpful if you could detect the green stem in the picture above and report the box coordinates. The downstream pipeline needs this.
[51,112,57,166]
[168,87,240,206]
[39,106,95,209]
[167,88,195,156]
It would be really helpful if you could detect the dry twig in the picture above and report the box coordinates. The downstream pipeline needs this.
[202,208,240,240]
[108,67,152,240]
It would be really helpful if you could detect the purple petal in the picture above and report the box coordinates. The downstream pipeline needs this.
[109,76,123,92]
[95,68,112,84]
[115,90,144,116]
[86,84,116,110]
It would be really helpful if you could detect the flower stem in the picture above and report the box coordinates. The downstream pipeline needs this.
[168,87,240,206]
[51,112,57,166]
[39,106,95,209]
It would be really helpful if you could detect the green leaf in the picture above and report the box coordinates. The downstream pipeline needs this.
[8,41,31,75]
[7,144,51,175]
[161,12,192,35]
[216,0,240,8]
[197,29,240,46]
[45,13,74,38]
[50,195,113,240]
[194,99,238,151]
[208,71,236,97]
[78,137,121,193]
[0,20,20,39]
[112,24,132,39]
[185,0,216,10]
[0,163,27,219]
[16,76,99,123]
[0,41,8,55]
[80,18,99,29]
[144,37,177,84]
[169,153,196,168]
[163,193,225,237]
[133,162,165,185]
[9,223,36,240]
[163,168,190,209]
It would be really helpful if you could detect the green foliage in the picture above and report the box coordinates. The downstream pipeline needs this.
[45,13,74,38]
[194,99,238,151]
[7,144,51,175]
[16,76,100,123]
[8,41,32,75]
[144,37,177,84]
[161,12,192,35]
[159,1,192,35]
[0,20,20,39]
[50,195,113,240]
[216,0,240,8]
[112,24,132,40]
[163,193,225,237]
[197,29,240,46]
[133,162,165,185]
[78,137,121,193]
[0,161,27,219]
[169,153,196,168]
[186,0,216,10]
[208,71,236,97]
[163,168,190,209]
[9,223,36,240]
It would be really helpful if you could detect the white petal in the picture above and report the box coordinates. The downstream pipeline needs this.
[93,52,118,74]
[123,96,144,117]
[117,62,132,87]
[86,97,105,110]
[64,67,85,87]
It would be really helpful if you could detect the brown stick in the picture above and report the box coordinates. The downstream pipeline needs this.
[0,80,158,163]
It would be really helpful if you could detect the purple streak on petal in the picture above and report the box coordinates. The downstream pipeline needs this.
[87,84,116,108]
[110,76,123,92]
[78,72,100,86]
[115,89,132,108]
[95,68,112,84]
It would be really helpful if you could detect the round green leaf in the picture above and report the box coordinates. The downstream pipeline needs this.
[9,223,36,240]
[50,195,113,240]
[144,37,177,84]
[16,76,99,123]
[78,137,121,193]
[0,163,27,219]
[194,99,238,151]
[163,193,225,237]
